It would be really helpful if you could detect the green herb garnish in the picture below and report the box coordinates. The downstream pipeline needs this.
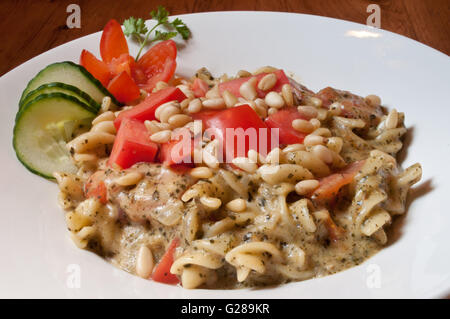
[123,6,191,60]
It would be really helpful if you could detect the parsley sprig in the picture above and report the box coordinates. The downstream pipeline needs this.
[123,6,191,61]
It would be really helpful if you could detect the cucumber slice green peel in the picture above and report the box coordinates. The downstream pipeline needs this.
[13,93,96,179]
[18,61,121,108]
[19,82,101,113]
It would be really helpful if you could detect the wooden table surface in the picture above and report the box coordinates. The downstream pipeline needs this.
[0,0,448,76]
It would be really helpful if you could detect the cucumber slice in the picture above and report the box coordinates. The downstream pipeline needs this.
[20,82,101,113]
[19,61,120,108]
[13,93,95,179]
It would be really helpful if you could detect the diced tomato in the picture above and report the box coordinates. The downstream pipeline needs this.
[114,87,187,129]
[84,171,107,204]
[160,134,196,167]
[108,118,158,169]
[137,40,177,92]
[218,69,290,99]
[107,71,141,104]
[265,107,308,145]
[100,19,129,63]
[193,105,276,161]
[311,160,365,201]
[80,50,111,87]
[141,58,177,92]
[191,78,209,97]
[152,237,180,284]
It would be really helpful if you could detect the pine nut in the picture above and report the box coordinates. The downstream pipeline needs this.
[100,96,112,113]
[92,121,116,134]
[304,134,325,146]
[365,94,381,107]
[226,199,247,212]
[297,106,318,119]
[239,77,258,101]
[115,172,143,186]
[312,145,333,164]
[283,144,306,153]
[336,116,366,128]
[180,98,190,110]
[155,101,178,120]
[92,111,115,126]
[265,92,285,109]
[237,70,252,78]
[160,105,180,123]
[155,121,171,130]
[295,179,320,195]
[309,97,323,108]
[268,107,278,115]
[136,245,154,279]
[187,98,202,114]
[258,73,277,91]
[222,90,238,107]
[150,130,172,143]
[311,127,332,137]
[155,81,169,91]
[200,196,222,210]
[326,137,343,153]
[168,114,192,128]
[265,147,281,164]
[202,98,226,109]
[177,84,195,99]
[317,108,328,120]
[329,102,342,116]
[232,157,258,173]
[292,119,314,133]
[253,66,278,75]
[203,150,219,169]
[205,85,220,99]
[385,108,398,129]
[255,98,267,110]
[190,166,213,179]
[73,153,97,162]
[144,120,161,134]
[281,84,294,106]
[309,118,321,130]
[247,149,259,163]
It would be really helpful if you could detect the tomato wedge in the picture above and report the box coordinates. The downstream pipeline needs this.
[265,107,308,145]
[218,69,290,99]
[191,78,209,97]
[138,40,177,74]
[311,160,365,201]
[108,118,158,169]
[114,87,187,129]
[194,105,276,161]
[80,49,111,87]
[108,53,135,77]
[137,40,177,92]
[100,19,129,63]
[152,237,180,284]
[84,171,107,204]
[107,71,141,104]
[141,58,177,92]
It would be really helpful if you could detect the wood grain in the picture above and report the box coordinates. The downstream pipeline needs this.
[0,0,448,76]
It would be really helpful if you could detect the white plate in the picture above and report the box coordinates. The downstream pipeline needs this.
[0,11,449,299]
